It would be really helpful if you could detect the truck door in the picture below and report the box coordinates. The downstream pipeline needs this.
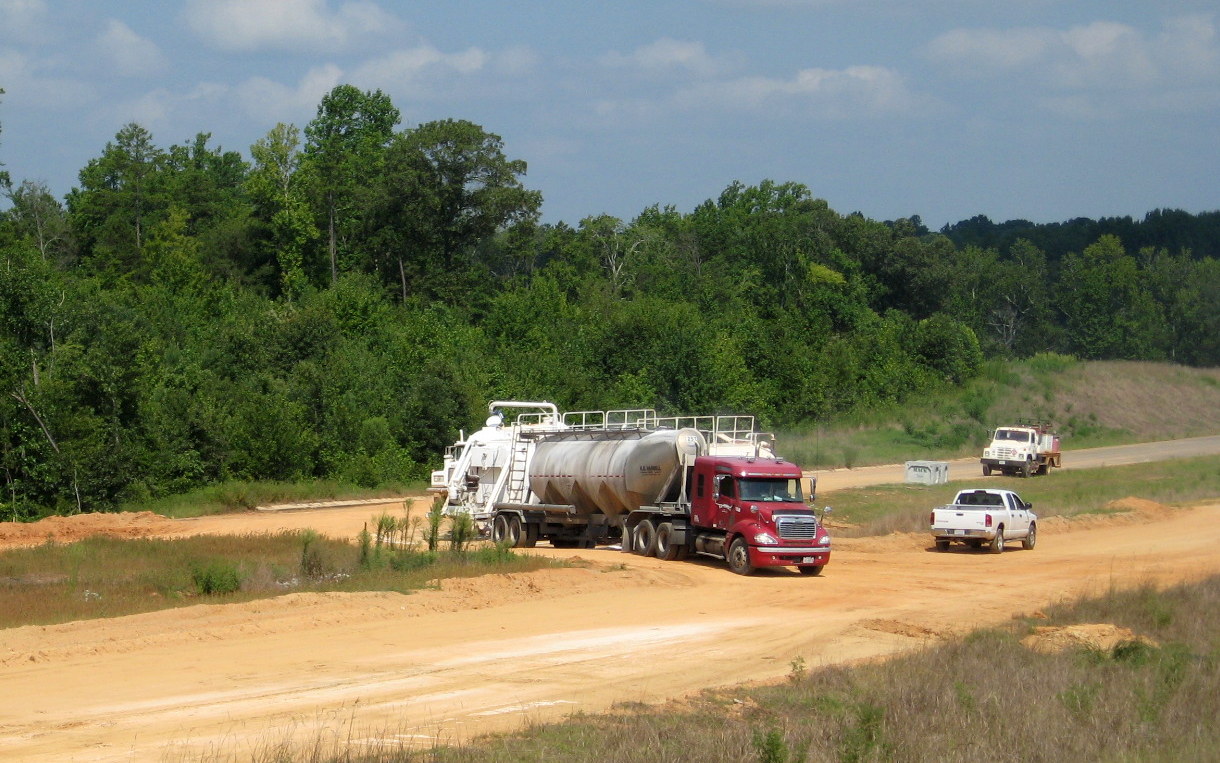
[1006,493,1031,536]
[714,475,736,530]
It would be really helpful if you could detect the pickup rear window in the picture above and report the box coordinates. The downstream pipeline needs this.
[957,491,1003,506]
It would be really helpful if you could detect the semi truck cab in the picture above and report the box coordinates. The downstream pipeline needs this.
[685,456,831,575]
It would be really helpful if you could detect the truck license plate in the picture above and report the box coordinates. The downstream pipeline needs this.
[802,557,815,563]
[998,460,1007,465]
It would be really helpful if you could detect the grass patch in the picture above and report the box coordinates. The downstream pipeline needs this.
[0,527,559,629]
[821,454,1220,536]
[253,575,1220,763]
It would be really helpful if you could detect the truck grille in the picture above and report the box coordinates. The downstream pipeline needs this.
[776,515,817,540]
[995,447,1018,459]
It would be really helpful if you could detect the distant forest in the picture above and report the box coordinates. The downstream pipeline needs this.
[2,84,1218,517]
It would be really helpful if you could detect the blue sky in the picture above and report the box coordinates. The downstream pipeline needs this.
[1,0,1217,229]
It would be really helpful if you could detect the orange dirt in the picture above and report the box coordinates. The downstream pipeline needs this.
[1,491,1219,760]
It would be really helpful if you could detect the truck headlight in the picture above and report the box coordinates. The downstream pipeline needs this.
[753,532,777,545]
[818,535,830,546]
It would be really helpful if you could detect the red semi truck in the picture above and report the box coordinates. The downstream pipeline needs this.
[434,402,831,576]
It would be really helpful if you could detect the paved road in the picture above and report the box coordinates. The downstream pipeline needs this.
[811,433,1220,492]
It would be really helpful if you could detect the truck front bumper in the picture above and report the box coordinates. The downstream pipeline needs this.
[751,545,831,568]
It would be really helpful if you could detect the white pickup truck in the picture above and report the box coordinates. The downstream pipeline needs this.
[929,488,1037,553]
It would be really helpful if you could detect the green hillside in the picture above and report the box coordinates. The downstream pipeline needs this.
[783,356,1220,469]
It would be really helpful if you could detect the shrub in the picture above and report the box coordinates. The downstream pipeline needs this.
[192,560,243,595]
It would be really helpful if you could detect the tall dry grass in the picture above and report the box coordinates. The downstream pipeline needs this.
[0,528,556,629]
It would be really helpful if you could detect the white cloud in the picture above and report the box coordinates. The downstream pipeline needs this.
[0,47,94,110]
[678,64,917,117]
[349,44,488,98]
[234,64,345,124]
[601,38,727,78]
[0,0,47,42]
[96,20,167,77]
[184,0,404,52]
[925,14,1220,92]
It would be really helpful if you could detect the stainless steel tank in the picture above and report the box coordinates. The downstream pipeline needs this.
[529,428,706,516]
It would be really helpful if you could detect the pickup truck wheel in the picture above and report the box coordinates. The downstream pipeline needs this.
[989,528,1006,554]
[654,522,682,561]
[633,520,657,556]
[727,537,755,575]
[967,539,983,549]
[798,565,823,576]
[982,464,992,477]
[935,539,950,552]
[1023,523,1037,550]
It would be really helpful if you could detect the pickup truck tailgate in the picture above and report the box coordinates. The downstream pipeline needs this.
[932,506,992,532]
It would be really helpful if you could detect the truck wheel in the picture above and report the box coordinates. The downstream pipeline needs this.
[989,527,1005,554]
[654,522,682,561]
[491,515,510,544]
[727,537,755,575]
[1023,523,1037,550]
[1021,460,1032,478]
[633,520,657,556]
[935,539,950,552]
[798,565,823,576]
[522,521,538,548]
[982,464,992,477]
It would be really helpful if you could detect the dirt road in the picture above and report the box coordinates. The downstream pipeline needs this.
[811,433,1220,491]
[1,495,1218,762]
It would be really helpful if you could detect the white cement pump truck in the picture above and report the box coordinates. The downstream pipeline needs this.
[430,401,831,576]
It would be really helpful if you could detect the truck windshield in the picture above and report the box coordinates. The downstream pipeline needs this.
[996,429,1031,442]
[738,478,803,502]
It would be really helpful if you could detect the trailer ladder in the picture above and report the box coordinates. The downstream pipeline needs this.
[504,433,532,504]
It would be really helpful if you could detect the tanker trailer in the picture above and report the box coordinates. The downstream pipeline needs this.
[489,426,833,576]
[488,428,706,549]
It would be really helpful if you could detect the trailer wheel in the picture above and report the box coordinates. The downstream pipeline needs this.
[654,522,682,561]
[491,514,510,545]
[522,521,538,548]
[632,520,657,556]
[727,537,755,576]
[505,515,523,547]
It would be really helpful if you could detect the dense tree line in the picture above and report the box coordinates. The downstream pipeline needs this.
[1,85,1217,517]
